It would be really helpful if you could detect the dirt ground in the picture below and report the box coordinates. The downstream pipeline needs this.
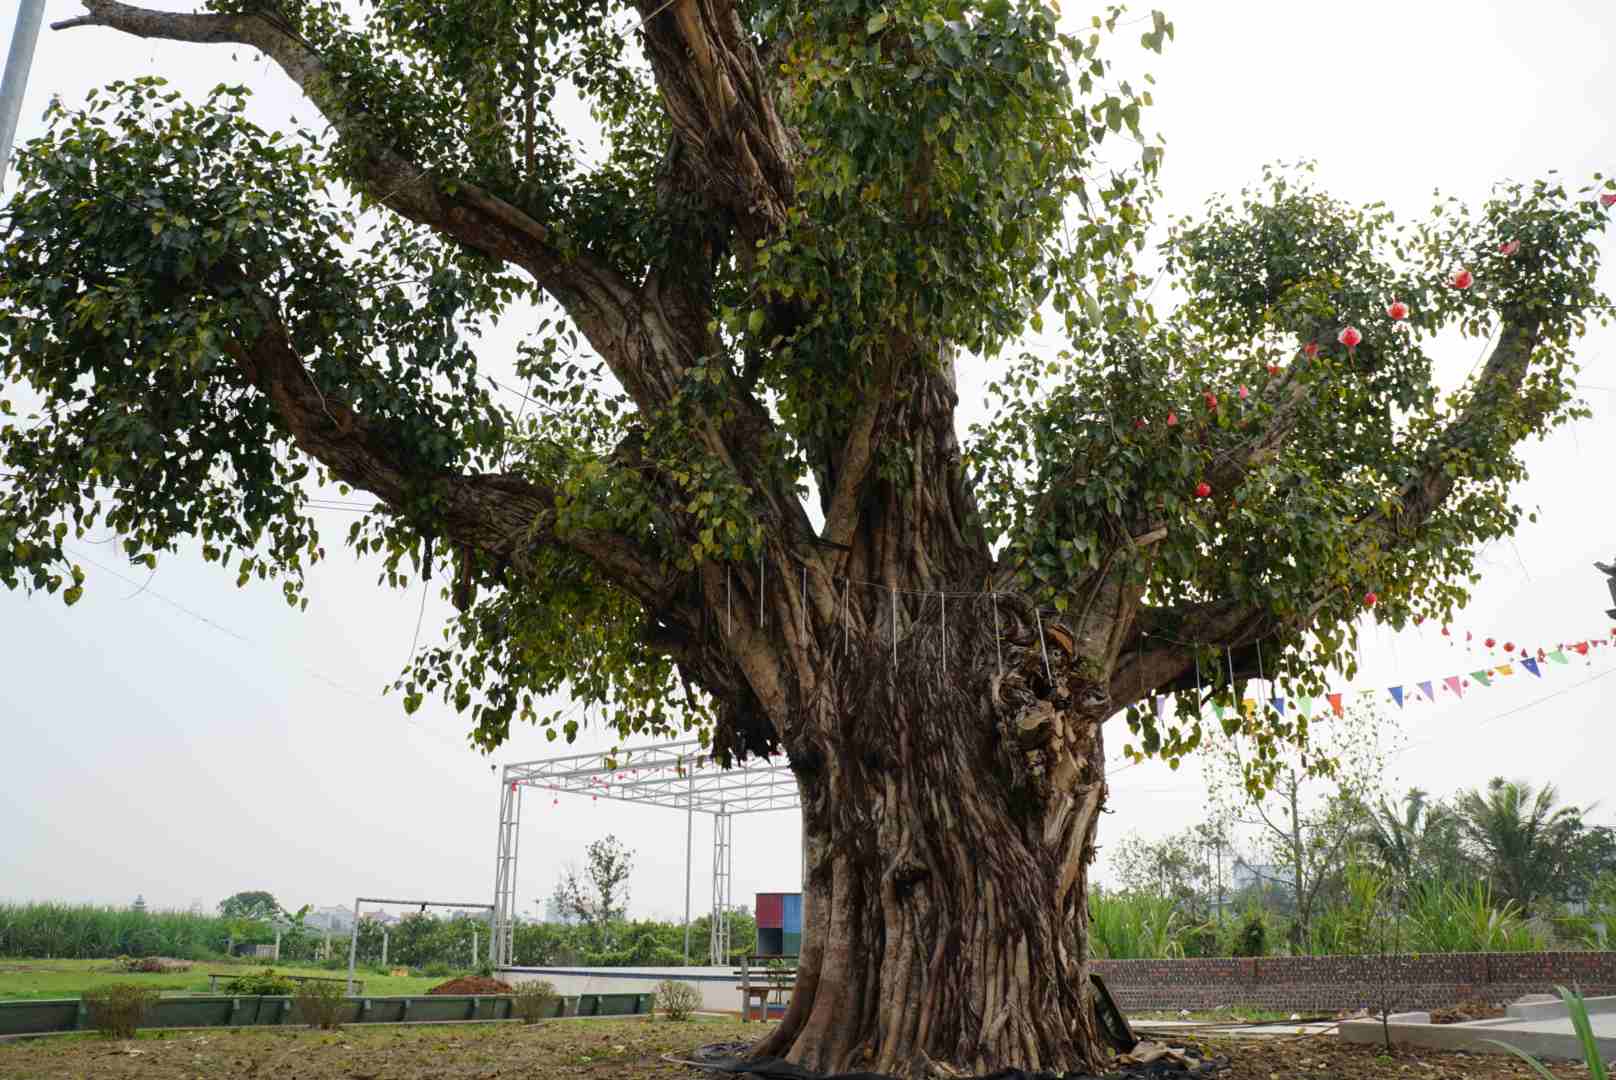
[0,1017,1601,1079]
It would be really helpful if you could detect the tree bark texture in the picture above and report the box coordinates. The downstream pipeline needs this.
[757,590,1112,1076]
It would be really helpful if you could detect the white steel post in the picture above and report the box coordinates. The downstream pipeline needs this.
[682,766,694,964]
[0,0,47,188]
[346,898,360,994]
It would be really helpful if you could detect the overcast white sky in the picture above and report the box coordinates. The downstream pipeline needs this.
[3,1,1614,923]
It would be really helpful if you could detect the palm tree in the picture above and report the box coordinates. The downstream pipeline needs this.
[1453,778,1589,912]
[1358,788,1467,893]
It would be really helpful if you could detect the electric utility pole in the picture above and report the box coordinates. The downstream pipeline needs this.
[0,0,48,188]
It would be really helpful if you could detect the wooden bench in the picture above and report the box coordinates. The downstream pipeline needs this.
[207,972,363,995]
[733,957,797,1022]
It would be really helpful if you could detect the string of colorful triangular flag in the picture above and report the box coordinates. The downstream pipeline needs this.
[1149,630,1616,723]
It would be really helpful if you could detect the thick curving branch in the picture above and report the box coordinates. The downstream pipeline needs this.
[223,277,669,603]
[636,0,796,247]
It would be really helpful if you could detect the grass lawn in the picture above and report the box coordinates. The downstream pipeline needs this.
[0,958,448,1000]
[0,1018,1585,1080]
[0,1016,760,1079]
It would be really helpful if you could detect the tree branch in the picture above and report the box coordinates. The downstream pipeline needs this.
[54,0,640,373]
[636,0,796,247]
[1116,309,1544,709]
[223,279,667,602]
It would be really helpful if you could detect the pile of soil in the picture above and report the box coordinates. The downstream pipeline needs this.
[1429,999,1506,1024]
[426,975,514,995]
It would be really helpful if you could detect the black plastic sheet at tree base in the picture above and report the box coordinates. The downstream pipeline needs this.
[689,1045,1228,1080]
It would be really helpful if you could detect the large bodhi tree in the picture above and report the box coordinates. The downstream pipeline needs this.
[1,0,1612,1071]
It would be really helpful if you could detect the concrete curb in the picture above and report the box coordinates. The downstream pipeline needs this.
[1340,1013,1616,1062]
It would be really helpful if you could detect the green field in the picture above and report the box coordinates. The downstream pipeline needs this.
[0,959,451,1000]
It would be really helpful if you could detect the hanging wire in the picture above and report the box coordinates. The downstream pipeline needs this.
[991,591,1004,677]
[1034,607,1052,684]
[842,576,850,657]
[891,587,898,672]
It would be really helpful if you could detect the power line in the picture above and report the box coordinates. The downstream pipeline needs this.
[58,543,478,757]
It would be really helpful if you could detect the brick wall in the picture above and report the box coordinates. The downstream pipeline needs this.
[1090,953,1616,1013]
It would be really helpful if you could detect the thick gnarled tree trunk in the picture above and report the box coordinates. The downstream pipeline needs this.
[759,603,1113,1075]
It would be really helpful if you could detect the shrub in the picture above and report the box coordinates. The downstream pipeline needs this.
[117,956,192,973]
[1230,908,1267,957]
[511,979,557,1024]
[423,962,453,978]
[82,983,160,1038]
[1405,880,1542,953]
[655,979,701,1021]
[223,969,296,995]
[294,979,346,1030]
[1088,889,1185,959]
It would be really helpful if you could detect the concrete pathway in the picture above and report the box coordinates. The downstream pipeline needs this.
[1338,996,1616,1063]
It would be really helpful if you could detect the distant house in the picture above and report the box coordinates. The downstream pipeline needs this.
[305,906,356,932]
[1231,858,1294,891]
[362,909,399,926]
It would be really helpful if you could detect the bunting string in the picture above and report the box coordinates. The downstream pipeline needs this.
[709,551,1616,720]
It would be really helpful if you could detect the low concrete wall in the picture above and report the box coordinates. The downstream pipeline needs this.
[0,992,653,1038]
[501,965,791,1015]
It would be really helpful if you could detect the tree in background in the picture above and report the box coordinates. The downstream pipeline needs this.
[1205,702,1390,951]
[555,835,634,950]
[1453,778,1591,913]
[1356,787,1468,896]
[217,892,281,922]
[1110,827,1217,921]
[5,0,1613,1068]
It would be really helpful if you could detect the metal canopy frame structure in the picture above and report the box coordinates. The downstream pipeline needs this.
[491,737,800,969]
[346,897,494,993]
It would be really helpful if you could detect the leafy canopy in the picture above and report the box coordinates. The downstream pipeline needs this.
[0,0,1611,774]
